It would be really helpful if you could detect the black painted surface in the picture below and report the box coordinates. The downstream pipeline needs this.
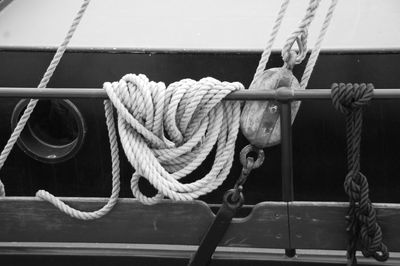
[0,48,400,204]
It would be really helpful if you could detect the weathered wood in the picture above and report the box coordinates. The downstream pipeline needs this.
[289,201,400,252]
[1,243,400,265]
[0,197,288,248]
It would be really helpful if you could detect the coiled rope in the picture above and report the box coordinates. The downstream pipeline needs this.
[331,83,389,265]
[107,75,242,205]
[0,0,337,219]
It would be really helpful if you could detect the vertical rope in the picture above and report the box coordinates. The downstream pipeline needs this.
[252,0,290,84]
[0,0,91,196]
[254,0,338,90]
[331,83,389,265]
[281,0,321,65]
[300,0,338,89]
[36,100,121,220]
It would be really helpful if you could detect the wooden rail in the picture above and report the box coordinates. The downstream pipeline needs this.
[0,197,399,264]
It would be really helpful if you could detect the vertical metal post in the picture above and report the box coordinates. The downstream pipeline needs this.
[279,101,296,258]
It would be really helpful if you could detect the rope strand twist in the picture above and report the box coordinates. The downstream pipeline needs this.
[331,83,389,265]
[104,74,243,205]
[0,0,91,197]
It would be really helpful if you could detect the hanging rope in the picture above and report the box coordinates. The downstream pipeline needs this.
[0,0,91,197]
[36,74,243,216]
[281,0,338,89]
[0,0,338,219]
[251,0,338,119]
[252,0,290,83]
[331,83,389,265]
[300,0,338,89]
[281,0,321,65]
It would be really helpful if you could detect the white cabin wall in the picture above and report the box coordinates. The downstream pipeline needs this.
[0,0,398,51]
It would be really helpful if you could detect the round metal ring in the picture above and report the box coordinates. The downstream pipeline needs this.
[240,144,265,169]
[11,99,86,164]
[223,189,244,210]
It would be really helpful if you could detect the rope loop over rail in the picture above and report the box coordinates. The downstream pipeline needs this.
[331,83,389,265]
[0,0,91,197]
[104,74,243,205]
[281,0,321,65]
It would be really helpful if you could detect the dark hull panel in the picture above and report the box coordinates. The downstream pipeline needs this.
[1,48,400,204]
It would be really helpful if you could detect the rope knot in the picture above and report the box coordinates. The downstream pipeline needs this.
[331,83,374,114]
[332,81,388,265]
[344,171,368,202]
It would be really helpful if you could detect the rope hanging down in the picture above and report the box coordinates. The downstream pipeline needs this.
[331,83,389,265]
[241,0,338,149]
[0,0,92,197]
[38,74,243,216]
[252,0,338,90]
[0,0,123,220]
[0,0,338,220]
[105,74,243,204]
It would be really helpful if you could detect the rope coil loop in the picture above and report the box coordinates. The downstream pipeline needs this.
[332,83,374,114]
[105,74,243,205]
[281,0,321,66]
[331,83,388,265]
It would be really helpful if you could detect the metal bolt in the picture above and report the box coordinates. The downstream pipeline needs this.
[269,105,278,113]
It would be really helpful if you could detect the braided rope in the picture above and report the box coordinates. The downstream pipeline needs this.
[281,0,321,65]
[300,0,338,89]
[254,0,338,90]
[0,0,91,197]
[0,0,338,220]
[252,0,290,83]
[107,74,242,205]
[331,83,389,265]
[35,73,242,213]
[36,100,121,219]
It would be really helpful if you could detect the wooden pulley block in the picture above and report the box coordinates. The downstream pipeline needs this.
[240,65,301,148]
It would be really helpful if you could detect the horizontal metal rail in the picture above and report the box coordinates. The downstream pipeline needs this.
[1,87,400,100]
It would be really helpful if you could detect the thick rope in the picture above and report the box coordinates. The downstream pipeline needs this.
[105,74,243,205]
[252,0,290,83]
[300,0,338,89]
[281,0,321,65]
[0,0,91,197]
[331,83,389,265]
[34,73,242,212]
[253,0,338,90]
[0,0,338,219]
[36,100,121,219]
[0,0,121,220]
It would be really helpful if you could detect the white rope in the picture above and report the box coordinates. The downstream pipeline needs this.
[300,0,338,89]
[281,0,322,65]
[106,74,243,205]
[0,0,338,219]
[36,100,121,219]
[0,0,91,197]
[252,0,290,83]
[281,0,338,88]
[253,0,338,89]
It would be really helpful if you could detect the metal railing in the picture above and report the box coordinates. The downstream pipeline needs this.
[1,86,400,264]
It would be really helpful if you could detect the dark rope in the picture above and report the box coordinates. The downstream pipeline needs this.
[331,83,388,265]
